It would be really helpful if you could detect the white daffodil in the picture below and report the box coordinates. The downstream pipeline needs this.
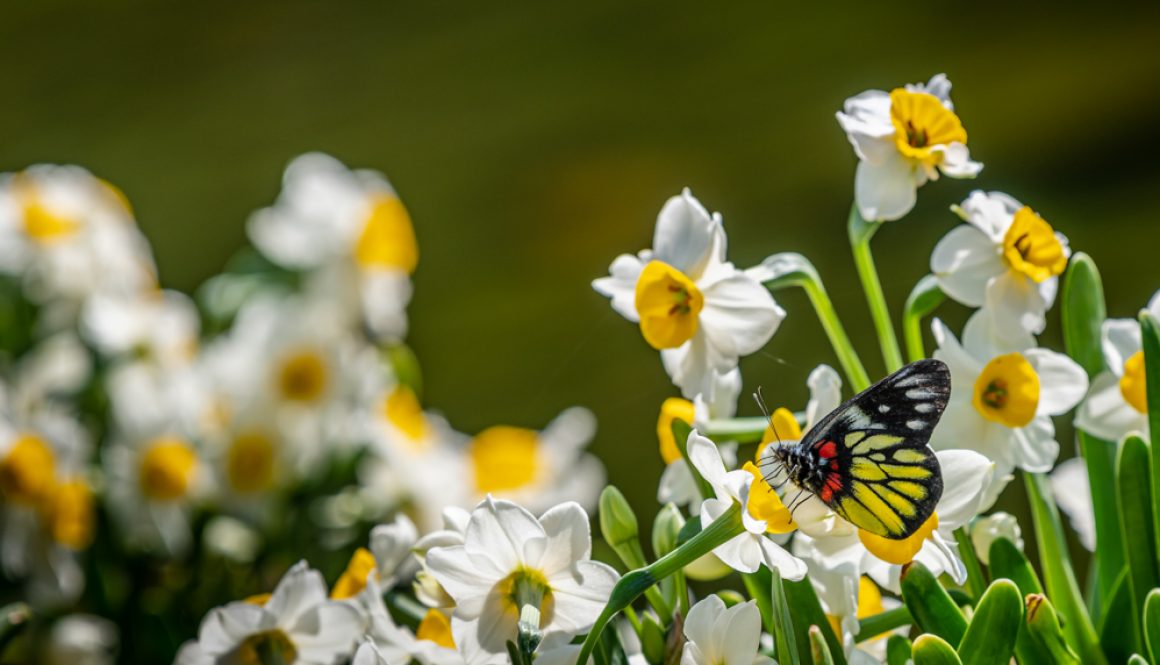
[970,511,1024,565]
[425,497,619,665]
[931,191,1069,341]
[354,582,463,665]
[593,189,784,398]
[248,152,417,340]
[1050,457,1095,551]
[80,289,199,369]
[0,380,94,606]
[656,369,741,510]
[805,572,900,664]
[794,449,994,595]
[930,311,1088,486]
[464,407,604,516]
[1075,291,1160,443]
[178,561,365,665]
[413,506,472,609]
[837,74,982,222]
[359,381,471,531]
[681,595,773,665]
[686,432,807,578]
[45,614,118,665]
[329,514,421,603]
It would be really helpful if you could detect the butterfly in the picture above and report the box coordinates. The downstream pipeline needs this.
[759,359,949,540]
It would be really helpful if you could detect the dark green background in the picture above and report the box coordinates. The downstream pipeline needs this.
[3,0,1160,594]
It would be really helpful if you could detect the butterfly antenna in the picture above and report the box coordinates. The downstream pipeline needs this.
[787,488,807,519]
[752,387,783,446]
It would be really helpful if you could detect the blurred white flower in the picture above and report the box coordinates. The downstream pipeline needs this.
[970,511,1024,565]
[932,191,1069,341]
[202,515,261,563]
[465,407,604,515]
[656,369,741,510]
[329,514,420,602]
[930,312,1087,483]
[45,614,118,665]
[0,165,156,320]
[687,432,807,579]
[179,561,365,665]
[248,152,417,340]
[593,189,784,398]
[80,289,199,369]
[425,497,619,665]
[837,74,982,221]
[1075,291,1160,443]
[681,595,772,665]
[1050,457,1095,551]
[354,581,462,665]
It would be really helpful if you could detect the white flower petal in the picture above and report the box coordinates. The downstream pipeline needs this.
[1101,318,1141,375]
[720,601,764,665]
[653,190,720,279]
[697,271,784,361]
[930,225,1004,307]
[687,432,730,498]
[266,562,329,628]
[1075,371,1148,442]
[463,497,544,570]
[592,253,645,322]
[683,595,726,653]
[198,603,268,656]
[1024,348,1088,416]
[547,560,620,634]
[1051,458,1096,551]
[291,602,366,664]
[934,450,993,528]
[1011,417,1059,473]
[804,364,842,430]
[854,153,918,222]
[535,502,592,576]
[984,271,1047,339]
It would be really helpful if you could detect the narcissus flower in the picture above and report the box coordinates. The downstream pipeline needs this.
[593,189,784,398]
[247,153,418,340]
[932,191,1070,341]
[680,595,773,665]
[656,369,741,510]
[837,74,982,222]
[425,497,619,665]
[969,511,1024,565]
[353,581,463,665]
[930,312,1087,482]
[687,432,807,579]
[1074,291,1160,443]
[175,561,365,665]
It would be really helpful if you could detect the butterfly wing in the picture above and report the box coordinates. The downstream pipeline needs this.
[800,359,949,539]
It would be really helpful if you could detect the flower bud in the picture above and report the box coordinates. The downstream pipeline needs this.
[651,503,684,558]
[599,486,639,548]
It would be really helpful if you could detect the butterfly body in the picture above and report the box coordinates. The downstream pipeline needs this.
[762,359,950,540]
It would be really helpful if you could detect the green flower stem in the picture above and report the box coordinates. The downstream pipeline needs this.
[1023,472,1106,665]
[848,205,904,373]
[770,568,801,665]
[857,605,913,642]
[576,504,746,665]
[385,590,428,629]
[953,526,987,601]
[761,253,871,392]
[902,275,945,363]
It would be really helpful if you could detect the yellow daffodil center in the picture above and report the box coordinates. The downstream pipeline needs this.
[384,386,431,447]
[138,438,198,501]
[331,547,377,600]
[657,398,695,464]
[973,353,1040,428]
[859,512,939,565]
[1002,207,1067,283]
[634,261,704,350]
[233,630,298,665]
[0,434,57,505]
[276,349,328,403]
[227,432,277,494]
[470,426,539,493]
[48,478,95,550]
[20,190,79,243]
[760,407,803,446]
[889,89,967,166]
[741,461,797,534]
[1120,350,1148,415]
[497,566,555,626]
[826,577,888,641]
[355,194,419,274]
[417,609,456,649]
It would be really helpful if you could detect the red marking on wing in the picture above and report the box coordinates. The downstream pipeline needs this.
[830,460,840,470]
[819,473,843,504]
[817,441,837,460]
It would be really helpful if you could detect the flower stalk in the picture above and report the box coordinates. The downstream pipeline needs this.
[902,274,945,363]
[576,503,746,665]
[848,205,904,373]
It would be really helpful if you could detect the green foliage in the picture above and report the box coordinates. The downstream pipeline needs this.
[912,634,962,665]
[1026,595,1081,665]
[1118,434,1159,654]
[784,578,846,665]
[770,568,801,665]
[901,561,968,645]
[956,580,1022,665]
[1099,571,1135,665]
[809,625,836,665]
[886,635,913,665]
[986,538,1050,664]
[1144,589,1160,665]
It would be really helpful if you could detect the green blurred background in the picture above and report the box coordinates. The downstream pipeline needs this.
[3,0,1160,594]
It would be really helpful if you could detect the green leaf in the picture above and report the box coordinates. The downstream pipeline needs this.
[784,578,847,665]
[1118,434,1158,653]
[902,274,945,362]
[900,561,968,645]
[771,568,801,665]
[639,613,666,665]
[956,579,1023,665]
[912,634,963,665]
[1144,589,1160,665]
[1128,655,1148,665]
[1062,252,1108,376]
[1023,473,1106,664]
[1098,570,1135,665]
[810,626,836,665]
[743,568,775,639]
[1026,595,1081,665]
[886,635,913,665]
[1140,312,1160,569]
[986,539,1050,665]
[856,606,913,643]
